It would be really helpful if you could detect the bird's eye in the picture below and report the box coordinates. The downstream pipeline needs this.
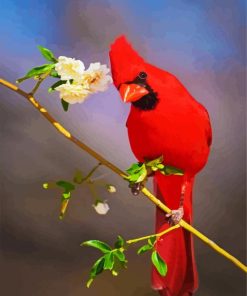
[138,72,147,79]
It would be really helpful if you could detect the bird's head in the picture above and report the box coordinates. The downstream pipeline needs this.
[109,36,159,111]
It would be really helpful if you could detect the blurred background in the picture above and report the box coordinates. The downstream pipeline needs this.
[0,0,246,295]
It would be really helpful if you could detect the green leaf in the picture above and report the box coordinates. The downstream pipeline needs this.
[124,163,147,183]
[81,240,112,253]
[161,165,184,176]
[145,156,164,168]
[103,252,114,270]
[114,235,125,248]
[151,251,167,276]
[156,163,165,169]
[17,64,55,82]
[48,80,67,93]
[56,180,75,192]
[126,163,142,174]
[87,256,105,287]
[49,69,60,78]
[90,257,105,276]
[148,236,156,246]
[37,45,57,63]
[113,250,126,262]
[137,244,153,255]
[61,99,69,112]
[73,170,84,184]
[62,191,71,200]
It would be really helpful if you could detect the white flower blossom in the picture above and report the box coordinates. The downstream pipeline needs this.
[81,62,113,92]
[93,200,110,215]
[55,81,91,104]
[55,56,85,82]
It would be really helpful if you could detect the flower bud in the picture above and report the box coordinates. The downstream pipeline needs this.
[106,184,116,193]
[93,200,110,215]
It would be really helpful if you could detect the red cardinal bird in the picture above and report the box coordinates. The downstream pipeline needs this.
[109,36,212,296]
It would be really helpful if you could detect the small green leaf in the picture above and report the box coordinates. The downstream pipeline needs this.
[37,45,57,63]
[113,250,126,262]
[145,156,164,167]
[151,251,167,276]
[62,191,71,200]
[156,163,165,169]
[161,165,184,176]
[148,236,156,246]
[56,180,75,192]
[114,235,125,248]
[49,69,60,78]
[81,240,112,253]
[126,163,142,174]
[137,244,153,255]
[86,256,105,287]
[17,64,55,82]
[103,252,114,270]
[61,99,69,112]
[124,163,147,183]
[48,80,67,93]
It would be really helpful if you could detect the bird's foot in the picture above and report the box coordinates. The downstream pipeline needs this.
[129,182,145,196]
[166,207,184,225]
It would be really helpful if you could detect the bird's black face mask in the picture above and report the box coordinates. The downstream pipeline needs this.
[118,71,159,111]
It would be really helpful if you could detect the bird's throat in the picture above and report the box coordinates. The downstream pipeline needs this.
[132,93,158,111]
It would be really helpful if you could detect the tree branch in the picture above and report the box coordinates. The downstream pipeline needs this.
[0,78,246,273]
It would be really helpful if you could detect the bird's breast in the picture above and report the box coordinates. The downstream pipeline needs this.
[126,105,210,174]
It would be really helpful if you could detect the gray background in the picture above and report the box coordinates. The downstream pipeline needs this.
[0,0,246,295]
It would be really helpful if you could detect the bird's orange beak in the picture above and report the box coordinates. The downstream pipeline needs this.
[119,83,149,103]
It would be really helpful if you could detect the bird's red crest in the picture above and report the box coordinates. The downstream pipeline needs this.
[109,35,145,88]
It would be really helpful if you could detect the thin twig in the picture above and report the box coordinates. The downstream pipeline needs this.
[0,78,246,273]
[126,224,180,245]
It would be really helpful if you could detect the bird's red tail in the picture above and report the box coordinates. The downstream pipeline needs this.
[152,172,198,296]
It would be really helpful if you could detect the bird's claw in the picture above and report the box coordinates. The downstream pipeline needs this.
[166,207,184,225]
[129,182,144,196]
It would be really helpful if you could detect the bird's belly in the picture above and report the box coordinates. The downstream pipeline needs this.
[127,113,210,174]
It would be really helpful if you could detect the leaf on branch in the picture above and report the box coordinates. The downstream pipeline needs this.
[81,240,112,253]
[124,162,147,183]
[114,235,125,249]
[148,236,156,246]
[113,250,126,262]
[86,256,105,288]
[151,250,167,277]
[48,80,67,93]
[56,180,75,192]
[17,64,55,83]
[61,99,69,112]
[103,252,114,270]
[37,45,57,63]
[49,69,60,78]
[160,165,184,176]
[145,156,164,168]
[137,244,153,255]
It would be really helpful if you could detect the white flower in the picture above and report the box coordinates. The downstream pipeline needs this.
[81,62,112,92]
[93,200,110,215]
[55,81,91,104]
[55,56,85,82]
[106,185,116,193]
